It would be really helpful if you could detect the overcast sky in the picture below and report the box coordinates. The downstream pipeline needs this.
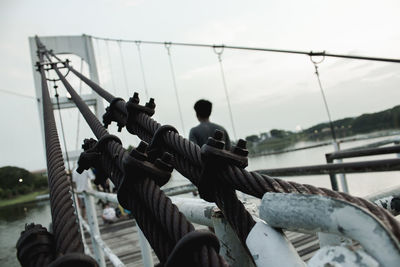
[1,0,400,171]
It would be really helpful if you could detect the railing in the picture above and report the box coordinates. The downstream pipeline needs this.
[76,183,400,267]
[256,139,400,192]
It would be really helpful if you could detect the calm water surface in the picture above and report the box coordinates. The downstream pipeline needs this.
[1,135,399,265]
[0,201,51,266]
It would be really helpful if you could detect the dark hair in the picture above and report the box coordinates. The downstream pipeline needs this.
[194,99,212,118]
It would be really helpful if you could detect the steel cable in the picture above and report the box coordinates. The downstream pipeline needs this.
[35,37,84,255]
[52,44,400,247]
[46,48,228,267]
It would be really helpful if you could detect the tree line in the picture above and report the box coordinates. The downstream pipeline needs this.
[0,166,48,199]
[245,105,400,154]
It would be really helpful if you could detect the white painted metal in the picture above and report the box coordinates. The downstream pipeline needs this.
[246,221,305,267]
[211,209,256,267]
[137,227,154,267]
[260,193,400,266]
[317,233,349,248]
[72,191,92,256]
[80,217,125,267]
[85,190,154,267]
[170,197,216,227]
[365,185,400,216]
[333,142,349,193]
[51,94,97,109]
[308,245,379,267]
[83,190,106,267]
[29,35,105,164]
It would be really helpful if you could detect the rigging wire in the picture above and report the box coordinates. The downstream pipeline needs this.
[165,43,186,136]
[75,58,84,152]
[0,88,35,100]
[90,35,400,64]
[105,40,117,94]
[117,40,130,98]
[135,41,150,99]
[94,38,104,85]
[214,46,237,141]
[53,81,72,173]
[310,55,337,142]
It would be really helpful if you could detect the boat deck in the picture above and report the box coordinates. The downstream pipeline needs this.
[83,204,320,266]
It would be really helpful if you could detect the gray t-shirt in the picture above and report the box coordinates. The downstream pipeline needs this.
[189,122,231,149]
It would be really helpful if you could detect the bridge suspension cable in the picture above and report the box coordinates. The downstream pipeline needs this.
[52,49,400,247]
[117,40,130,98]
[135,41,150,99]
[105,40,116,94]
[214,46,237,141]
[26,37,400,267]
[90,35,400,64]
[165,43,186,136]
[45,49,228,267]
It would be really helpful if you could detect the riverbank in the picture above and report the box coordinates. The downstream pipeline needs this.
[0,189,49,208]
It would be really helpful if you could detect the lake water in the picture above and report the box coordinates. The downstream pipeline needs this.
[1,135,399,266]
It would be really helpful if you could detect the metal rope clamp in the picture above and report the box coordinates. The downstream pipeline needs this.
[146,125,179,162]
[125,92,156,134]
[118,141,174,209]
[199,130,249,202]
[16,223,55,266]
[103,97,128,132]
[76,135,122,186]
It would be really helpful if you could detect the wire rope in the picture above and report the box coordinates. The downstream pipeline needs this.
[135,41,150,99]
[75,58,84,152]
[105,40,117,94]
[94,38,104,86]
[310,55,337,142]
[118,40,130,98]
[90,35,400,64]
[0,88,35,99]
[214,46,237,141]
[53,82,72,173]
[165,43,186,136]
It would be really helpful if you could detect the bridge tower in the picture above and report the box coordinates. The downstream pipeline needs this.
[29,34,105,163]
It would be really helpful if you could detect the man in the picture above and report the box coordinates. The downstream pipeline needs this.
[189,99,231,149]
[102,202,118,224]
[72,168,94,218]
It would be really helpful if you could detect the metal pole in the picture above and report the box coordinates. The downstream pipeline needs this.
[137,227,154,267]
[83,189,106,267]
[333,142,349,193]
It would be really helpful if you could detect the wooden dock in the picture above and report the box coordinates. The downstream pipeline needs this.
[83,204,320,266]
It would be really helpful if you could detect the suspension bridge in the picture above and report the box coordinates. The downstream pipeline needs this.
[15,34,400,266]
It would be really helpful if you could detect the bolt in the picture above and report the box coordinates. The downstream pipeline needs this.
[214,130,224,141]
[206,130,225,149]
[136,141,148,153]
[128,92,140,104]
[161,152,173,164]
[233,139,248,157]
[236,139,247,149]
[146,98,156,109]
[155,152,174,172]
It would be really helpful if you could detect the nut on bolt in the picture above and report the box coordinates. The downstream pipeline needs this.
[145,98,156,109]
[206,129,225,149]
[233,139,249,157]
[129,141,148,161]
[155,152,174,172]
[129,92,140,104]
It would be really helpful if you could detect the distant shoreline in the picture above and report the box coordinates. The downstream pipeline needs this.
[0,189,49,208]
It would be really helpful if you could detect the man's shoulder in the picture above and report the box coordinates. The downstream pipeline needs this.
[209,122,227,131]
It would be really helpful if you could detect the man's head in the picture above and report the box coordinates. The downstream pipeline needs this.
[194,99,212,121]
